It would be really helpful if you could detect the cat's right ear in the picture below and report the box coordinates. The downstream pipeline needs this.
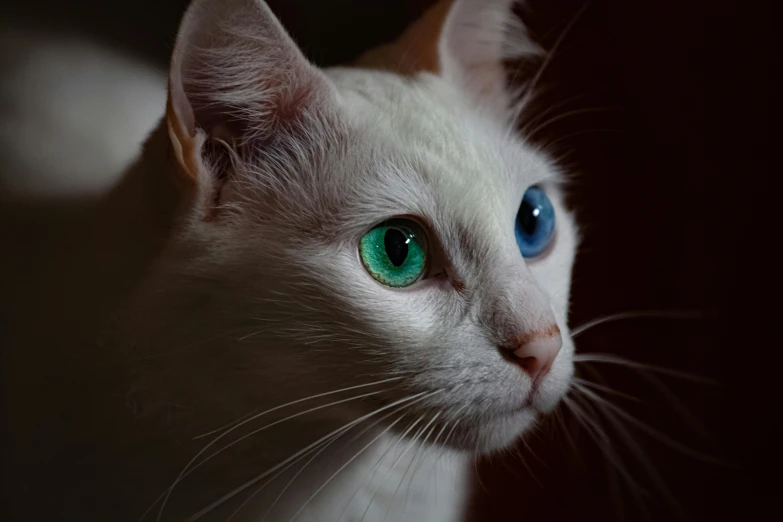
[166,0,333,207]
[438,0,541,123]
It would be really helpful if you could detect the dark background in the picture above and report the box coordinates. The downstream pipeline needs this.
[3,0,780,520]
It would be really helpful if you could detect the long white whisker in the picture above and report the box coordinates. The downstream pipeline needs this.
[180,390,390,515]
[383,414,438,522]
[553,405,582,463]
[511,0,592,123]
[286,392,442,522]
[358,415,428,522]
[147,377,404,521]
[262,396,428,522]
[562,395,646,496]
[292,418,402,521]
[193,412,257,441]
[225,424,349,522]
[519,91,591,136]
[574,387,689,521]
[629,364,718,445]
[420,410,459,503]
[335,419,410,522]
[419,415,451,504]
[570,310,706,338]
[525,106,616,139]
[573,383,729,467]
[515,439,543,487]
[473,446,487,494]
[566,394,653,522]
[185,391,430,521]
[194,378,404,442]
[402,413,441,510]
[541,127,621,150]
[579,359,718,456]
[572,377,641,402]
[573,353,718,385]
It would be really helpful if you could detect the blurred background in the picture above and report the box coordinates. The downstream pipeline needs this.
[1,0,780,520]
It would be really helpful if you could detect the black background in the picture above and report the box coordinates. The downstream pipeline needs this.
[3,0,780,520]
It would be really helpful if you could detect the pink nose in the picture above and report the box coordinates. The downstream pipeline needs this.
[503,328,562,384]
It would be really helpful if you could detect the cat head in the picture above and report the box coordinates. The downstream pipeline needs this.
[137,0,578,454]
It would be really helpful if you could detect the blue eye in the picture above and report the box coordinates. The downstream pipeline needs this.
[515,186,556,258]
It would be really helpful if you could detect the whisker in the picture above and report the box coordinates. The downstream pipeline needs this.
[146,377,405,521]
[185,391,431,522]
[225,424,347,521]
[519,91,592,135]
[419,404,468,508]
[571,310,708,338]
[250,407,402,522]
[287,393,442,522]
[562,395,647,496]
[336,424,408,522]
[579,359,718,453]
[359,415,429,522]
[515,442,543,488]
[573,383,730,467]
[573,387,689,521]
[159,390,391,521]
[473,445,488,494]
[565,395,651,518]
[193,411,258,441]
[419,414,451,503]
[525,106,617,139]
[402,413,442,510]
[572,376,641,403]
[520,433,550,471]
[237,329,266,341]
[552,405,582,462]
[261,399,423,522]
[510,0,593,122]
[625,363,718,445]
[540,127,622,150]
[573,353,718,385]
[191,377,405,443]
[383,414,439,522]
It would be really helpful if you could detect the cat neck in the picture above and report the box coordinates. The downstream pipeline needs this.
[187,429,470,522]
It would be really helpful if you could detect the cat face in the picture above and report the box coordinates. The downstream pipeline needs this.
[315,70,577,451]
[144,0,577,454]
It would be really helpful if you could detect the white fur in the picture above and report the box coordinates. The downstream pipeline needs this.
[1,1,578,521]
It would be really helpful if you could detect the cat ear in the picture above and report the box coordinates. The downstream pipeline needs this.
[438,0,540,122]
[166,0,333,207]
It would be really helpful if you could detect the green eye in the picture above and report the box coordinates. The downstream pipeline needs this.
[359,219,428,288]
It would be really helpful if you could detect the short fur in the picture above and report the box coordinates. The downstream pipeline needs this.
[1,0,578,520]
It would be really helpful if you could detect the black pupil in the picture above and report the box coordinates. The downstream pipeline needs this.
[518,200,538,236]
[384,228,409,267]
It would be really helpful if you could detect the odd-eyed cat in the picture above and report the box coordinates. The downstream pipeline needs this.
[1,0,578,520]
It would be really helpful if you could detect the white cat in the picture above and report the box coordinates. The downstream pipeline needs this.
[1,0,578,520]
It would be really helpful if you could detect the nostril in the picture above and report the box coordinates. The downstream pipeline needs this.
[501,327,562,382]
[510,353,547,382]
[514,355,539,374]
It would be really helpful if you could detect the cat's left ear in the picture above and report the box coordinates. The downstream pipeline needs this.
[438,0,540,122]
[165,0,333,200]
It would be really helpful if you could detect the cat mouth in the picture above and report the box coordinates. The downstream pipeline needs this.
[501,379,565,417]
[492,395,538,418]
[512,379,546,411]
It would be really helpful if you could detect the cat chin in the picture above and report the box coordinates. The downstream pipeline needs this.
[445,408,540,455]
[452,378,573,454]
[482,409,541,454]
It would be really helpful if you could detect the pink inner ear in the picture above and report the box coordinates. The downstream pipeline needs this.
[164,0,335,212]
[168,0,331,145]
